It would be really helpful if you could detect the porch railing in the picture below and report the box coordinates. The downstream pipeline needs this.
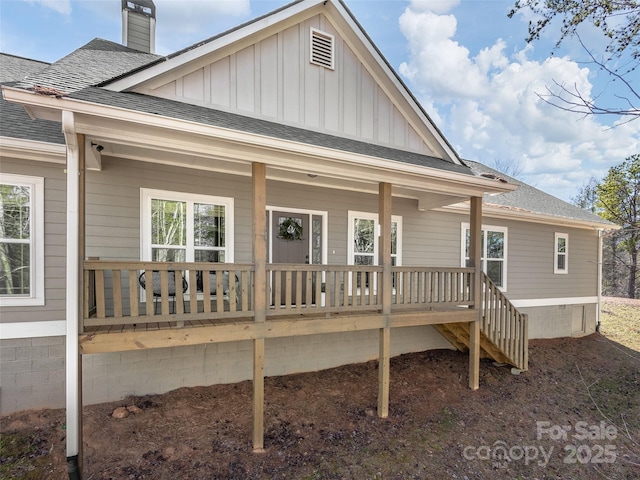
[392,267,474,309]
[481,273,528,370]
[83,261,478,329]
[83,261,254,328]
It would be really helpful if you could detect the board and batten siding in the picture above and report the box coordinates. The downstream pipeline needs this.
[150,15,432,156]
[0,158,66,325]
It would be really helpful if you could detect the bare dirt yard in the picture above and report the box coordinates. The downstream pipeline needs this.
[2,298,639,479]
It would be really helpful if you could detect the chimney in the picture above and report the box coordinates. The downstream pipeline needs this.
[122,0,156,53]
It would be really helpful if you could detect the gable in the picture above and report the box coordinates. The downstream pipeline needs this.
[109,0,459,163]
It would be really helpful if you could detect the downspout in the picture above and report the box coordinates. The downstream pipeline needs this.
[596,228,603,332]
[63,111,83,480]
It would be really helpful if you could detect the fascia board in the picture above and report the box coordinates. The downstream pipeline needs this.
[326,0,461,164]
[105,0,326,92]
[442,202,618,231]
[0,136,66,164]
[2,87,515,196]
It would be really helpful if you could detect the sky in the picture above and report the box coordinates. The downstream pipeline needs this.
[1,0,639,201]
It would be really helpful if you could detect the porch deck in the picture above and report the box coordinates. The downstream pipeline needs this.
[80,261,478,353]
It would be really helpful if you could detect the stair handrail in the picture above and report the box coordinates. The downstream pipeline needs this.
[481,273,528,370]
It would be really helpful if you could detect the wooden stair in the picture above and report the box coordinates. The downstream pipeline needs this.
[435,273,528,371]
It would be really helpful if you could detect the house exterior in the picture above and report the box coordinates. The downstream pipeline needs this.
[0,0,612,474]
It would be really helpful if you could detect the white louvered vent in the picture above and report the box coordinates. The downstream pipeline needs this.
[310,28,334,70]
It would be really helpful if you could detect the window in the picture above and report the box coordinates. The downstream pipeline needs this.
[141,189,233,263]
[462,223,507,290]
[554,233,568,274]
[348,211,402,267]
[0,174,44,306]
[310,28,335,70]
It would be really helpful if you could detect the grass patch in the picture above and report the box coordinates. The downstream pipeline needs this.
[0,431,51,479]
[600,298,640,351]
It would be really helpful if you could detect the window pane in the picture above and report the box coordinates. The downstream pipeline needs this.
[152,248,186,262]
[194,250,224,263]
[391,222,398,255]
[354,219,375,254]
[557,237,566,253]
[465,229,470,259]
[0,243,30,295]
[557,254,566,271]
[354,254,374,266]
[1,184,30,240]
[487,260,503,287]
[195,204,225,247]
[486,231,504,259]
[312,216,322,264]
[152,199,186,246]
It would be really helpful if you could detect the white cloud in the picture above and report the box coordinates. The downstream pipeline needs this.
[397,4,640,200]
[398,8,488,101]
[22,0,71,15]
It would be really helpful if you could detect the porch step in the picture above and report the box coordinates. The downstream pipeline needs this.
[434,322,515,368]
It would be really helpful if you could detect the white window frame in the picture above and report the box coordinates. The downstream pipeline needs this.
[140,188,234,264]
[461,223,508,291]
[348,211,402,266]
[0,173,45,306]
[554,232,569,274]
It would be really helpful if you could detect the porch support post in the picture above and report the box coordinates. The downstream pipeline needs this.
[469,196,483,390]
[252,162,267,452]
[377,182,392,418]
[63,111,84,479]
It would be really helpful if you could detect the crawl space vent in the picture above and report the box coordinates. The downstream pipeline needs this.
[310,28,334,69]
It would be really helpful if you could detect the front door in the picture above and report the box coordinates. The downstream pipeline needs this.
[270,211,312,305]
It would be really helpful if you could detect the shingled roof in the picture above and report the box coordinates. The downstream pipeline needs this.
[15,38,162,94]
[0,53,64,145]
[466,160,614,227]
[67,86,473,175]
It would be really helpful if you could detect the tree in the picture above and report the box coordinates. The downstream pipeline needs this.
[597,154,640,298]
[508,0,640,120]
[571,176,600,213]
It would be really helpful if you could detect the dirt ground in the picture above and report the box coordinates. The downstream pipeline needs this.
[2,299,639,479]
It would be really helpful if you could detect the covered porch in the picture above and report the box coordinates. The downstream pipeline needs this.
[3,86,524,470]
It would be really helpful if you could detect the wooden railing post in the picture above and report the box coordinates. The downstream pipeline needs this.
[469,196,482,390]
[378,182,392,418]
[252,162,267,452]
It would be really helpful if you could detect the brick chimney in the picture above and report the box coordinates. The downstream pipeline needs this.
[122,0,156,53]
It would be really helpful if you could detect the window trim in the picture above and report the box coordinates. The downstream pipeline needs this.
[140,188,234,263]
[0,173,45,306]
[554,232,569,274]
[461,223,508,291]
[347,210,402,267]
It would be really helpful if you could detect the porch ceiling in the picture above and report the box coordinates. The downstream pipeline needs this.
[3,86,516,204]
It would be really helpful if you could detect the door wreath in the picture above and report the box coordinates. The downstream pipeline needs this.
[278,217,303,241]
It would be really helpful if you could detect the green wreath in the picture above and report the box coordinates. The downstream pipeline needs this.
[278,217,303,241]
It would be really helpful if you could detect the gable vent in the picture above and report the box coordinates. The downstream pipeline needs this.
[310,28,334,70]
